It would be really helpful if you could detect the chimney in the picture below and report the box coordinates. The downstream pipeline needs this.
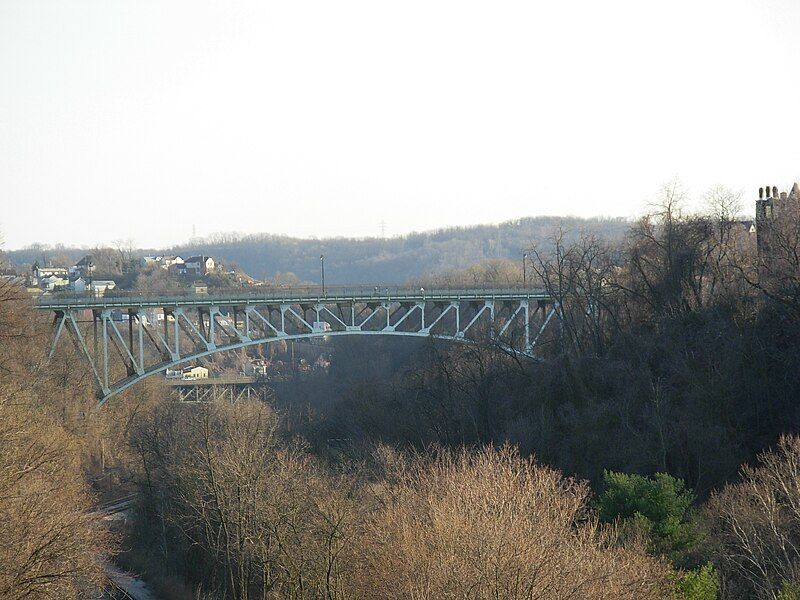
[756,185,773,223]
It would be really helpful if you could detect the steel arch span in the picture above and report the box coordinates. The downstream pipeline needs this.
[37,287,558,405]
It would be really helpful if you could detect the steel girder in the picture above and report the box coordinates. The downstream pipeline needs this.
[40,289,557,405]
[171,383,271,404]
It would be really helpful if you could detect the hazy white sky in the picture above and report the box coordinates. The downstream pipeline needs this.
[1,1,799,250]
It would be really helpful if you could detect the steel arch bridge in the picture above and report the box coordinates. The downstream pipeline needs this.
[37,287,558,405]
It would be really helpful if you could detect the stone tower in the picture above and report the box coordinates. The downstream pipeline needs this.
[755,185,776,258]
[755,182,800,266]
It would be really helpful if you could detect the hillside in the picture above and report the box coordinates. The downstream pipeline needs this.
[6,216,629,284]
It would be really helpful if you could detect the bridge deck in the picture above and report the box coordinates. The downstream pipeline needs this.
[34,286,551,310]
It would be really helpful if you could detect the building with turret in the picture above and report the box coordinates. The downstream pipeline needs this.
[755,181,800,272]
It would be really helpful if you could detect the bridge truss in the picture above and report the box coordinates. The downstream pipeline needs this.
[37,288,557,405]
[169,376,273,404]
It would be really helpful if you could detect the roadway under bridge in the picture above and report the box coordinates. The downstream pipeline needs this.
[37,287,558,405]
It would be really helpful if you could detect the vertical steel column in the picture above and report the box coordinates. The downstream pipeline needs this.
[128,311,134,362]
[174,309,180,357]
[557,300,563,348]
[487,300,495,339]
[198,308,206,338]
[523,300,530,350]
[93,310,99,366]
[208,307,216,346]
[102,311,109,391]
[137,312,144,370]
[164,308,169,354]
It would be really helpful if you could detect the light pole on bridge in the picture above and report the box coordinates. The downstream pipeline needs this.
[522,251,529,288]
[320,254,326,296]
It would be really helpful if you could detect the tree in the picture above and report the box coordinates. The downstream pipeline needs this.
[131,400,362,599]
[0,277,109,599]
[355,445,673,600]
[527,227,619,356]
[598,471,696,561]
[674,563,719,600]
[705,435,800,600]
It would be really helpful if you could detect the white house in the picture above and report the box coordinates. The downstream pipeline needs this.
[35,266,68,278]
[161,256,184,269]
[40,275,69,291]
[166,365,209,380]
[34,266,68,285]
[90,280,116,297]
[184,256,215,276]
[181,366,209,380]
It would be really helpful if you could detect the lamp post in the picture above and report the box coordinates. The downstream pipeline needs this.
[320,254,325,296]
[522,252,528,288]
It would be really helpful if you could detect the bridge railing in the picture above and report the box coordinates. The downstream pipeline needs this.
[35,285,552,309]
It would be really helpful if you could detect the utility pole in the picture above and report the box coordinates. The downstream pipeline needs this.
[320,254,325,296]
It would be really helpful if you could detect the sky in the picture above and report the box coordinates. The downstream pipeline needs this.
[1,0,799,250]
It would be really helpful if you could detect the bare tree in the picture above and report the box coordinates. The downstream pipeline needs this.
[705,435,800,599]
[354,445,673,600]
[528,226,620,356]
[0,277,110,599]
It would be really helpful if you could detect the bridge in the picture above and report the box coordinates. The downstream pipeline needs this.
[37,286,557,405]
[168,375,274,403]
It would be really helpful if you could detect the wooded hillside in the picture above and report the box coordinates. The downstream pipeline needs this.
[8,216,630,283]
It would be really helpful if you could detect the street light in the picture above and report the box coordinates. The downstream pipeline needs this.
[320,254,325,296]
[522,252,529,288]
[88,261,95,296]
